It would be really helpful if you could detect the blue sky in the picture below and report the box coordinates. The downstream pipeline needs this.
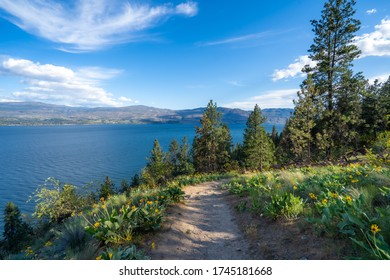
[0,0,389,110]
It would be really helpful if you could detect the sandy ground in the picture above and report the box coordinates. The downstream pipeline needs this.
[146,181,250,260]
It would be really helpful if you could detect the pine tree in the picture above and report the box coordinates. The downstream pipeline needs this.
[2,202,32,254]
[192,100,232,173]
[177,136,194,175]
[166,139,180,177]
[242,104,274,171]
[270,125,280,147]
[307,0,361,159]
[142,139,168,186]
[288,75,319,163]
[334,70,365,157]
[99,176,115,199]
[276,118,295,165]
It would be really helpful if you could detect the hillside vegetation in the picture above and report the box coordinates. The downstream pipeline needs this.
[1,0,390,260]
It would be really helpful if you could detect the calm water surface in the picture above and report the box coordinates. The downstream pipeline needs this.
[0,123,282,227]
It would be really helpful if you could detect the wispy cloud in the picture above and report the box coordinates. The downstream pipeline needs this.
[0,57,131,107]
[366,9,377,15]
[355,17,390,57]
[197,31,271,47]
[223,89,298,109]
[272,55,316,81]
[227,80,245,87]
[273,18,390,81]
[0,0,198,52]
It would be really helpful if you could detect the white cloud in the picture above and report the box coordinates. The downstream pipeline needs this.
[366,9,377,15]
[0,57,130,107]
[197,31,270,47]
[227,80,245,87]
[355,18,390,57]
[368,73,390,84]
[175,1,198,17]
[223,89,298,109]
[0,0,198,51]
[272,55,316,81]
[118,96,133,103]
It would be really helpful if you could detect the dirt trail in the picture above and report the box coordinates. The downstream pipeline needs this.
[146,181,250,260]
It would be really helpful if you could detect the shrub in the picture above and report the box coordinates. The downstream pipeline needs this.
[30,178,86,223]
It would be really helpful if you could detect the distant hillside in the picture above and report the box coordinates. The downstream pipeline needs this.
[0,102,293,126]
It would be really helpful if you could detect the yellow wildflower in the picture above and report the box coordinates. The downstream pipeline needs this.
[125,235,132,241]
[309,193,317,200]
[108,253,113,259]
[94,222,100,228]
[147,201,153,205]
[96,255,102,260]
[345,195,352,203]
[160,196,165,199]
[332,192,337,199]
[351,179,359,183]
[131,205,136,211]
[93,204,98,209]
[356,171,361,176]
[25,247,33,255]
[371,224,381,234]
[44,241,53,247]
[293,185,298,190]
[151,242,155,249]
[155,209,159,213]
[322,198,327,205]
[100,197,105,202]
[101,204,106,209]
[107,194,111,199]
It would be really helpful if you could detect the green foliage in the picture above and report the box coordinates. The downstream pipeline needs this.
[242,104,275,171]
[97,245,150,260]
[192,100,232,173]
[31,178,86,223]
[373,131,390,160]
[226,162,390,259]
[142,139,170,187]
[99,176,115,199]
[54,217,100,260]
[264,193,304,220]
[2,202,32,254]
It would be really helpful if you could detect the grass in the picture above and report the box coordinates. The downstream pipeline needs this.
[223,161,390,259]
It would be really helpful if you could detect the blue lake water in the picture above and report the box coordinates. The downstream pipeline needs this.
[0,123,283,228]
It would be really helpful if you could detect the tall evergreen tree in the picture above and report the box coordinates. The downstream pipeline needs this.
[306,0,361,159]
[242,104,274,171]
[289,75,319,163]
[334,70,365,157]
[192,100,232,173]
[142,139,168,186]
[99,176,115,199]
[177,136,194,175]
[2,202,32,254]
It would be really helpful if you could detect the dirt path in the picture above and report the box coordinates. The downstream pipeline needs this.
[146,180,250,260]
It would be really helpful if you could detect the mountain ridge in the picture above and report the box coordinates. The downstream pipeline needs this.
[0,102,293,126]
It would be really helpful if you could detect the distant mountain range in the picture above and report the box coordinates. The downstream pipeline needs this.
[0,102,293,126]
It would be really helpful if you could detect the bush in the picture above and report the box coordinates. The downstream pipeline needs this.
[30,178,86,223]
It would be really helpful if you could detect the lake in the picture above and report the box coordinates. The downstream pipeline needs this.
[0,123,283,228]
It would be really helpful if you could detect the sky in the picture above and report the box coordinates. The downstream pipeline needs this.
[0,0,389,110]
